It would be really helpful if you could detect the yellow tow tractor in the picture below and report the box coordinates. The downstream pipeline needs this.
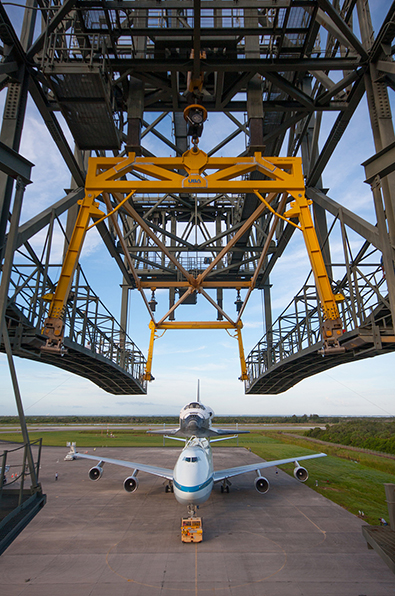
[181,517,203,543]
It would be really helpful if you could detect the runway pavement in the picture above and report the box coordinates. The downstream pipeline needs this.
[0,445,394,595]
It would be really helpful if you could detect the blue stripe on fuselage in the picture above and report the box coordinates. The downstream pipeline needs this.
[173,476,214,493]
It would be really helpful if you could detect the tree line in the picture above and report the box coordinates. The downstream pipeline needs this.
[0,414,390,425]
[305,419,395,455]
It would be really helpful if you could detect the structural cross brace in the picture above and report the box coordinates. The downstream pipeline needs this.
[41,147,345,381]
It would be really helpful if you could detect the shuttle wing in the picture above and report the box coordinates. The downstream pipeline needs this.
[148,428,182,436]
[71,450,174,480]
[147,427,249,437]
[213,452,327,482]
[208,428,250,436]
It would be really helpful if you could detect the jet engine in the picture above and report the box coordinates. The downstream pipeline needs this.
[254,476,270,494]
[88,465,103,481]
[293,465,308,482]
[124,476,139,493]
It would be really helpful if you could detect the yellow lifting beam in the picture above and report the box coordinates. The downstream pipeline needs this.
[41,145,344,376]
[144,320,247,381]
[83,150,305,195]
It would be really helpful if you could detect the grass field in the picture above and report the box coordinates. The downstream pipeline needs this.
[1,428,393,526]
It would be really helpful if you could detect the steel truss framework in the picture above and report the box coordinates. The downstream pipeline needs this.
[0,0,394,394]
[41,149,345,381]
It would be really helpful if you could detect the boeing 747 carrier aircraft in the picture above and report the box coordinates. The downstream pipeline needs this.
[66,394,326,517]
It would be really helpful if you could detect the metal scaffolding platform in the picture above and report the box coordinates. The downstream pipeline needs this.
[246,306,395,394]
[0,0,393,392]
[3,250,147,394]
[46,69,121,150]
[0,441,46,556]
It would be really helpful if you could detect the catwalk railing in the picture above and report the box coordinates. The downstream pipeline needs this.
[245,238,390,392]
[0,438,46,555]
[7,253,147,388]
[0,439,43,500]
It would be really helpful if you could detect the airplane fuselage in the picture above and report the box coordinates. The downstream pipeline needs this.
[172,437,214,506]
[70,397,327,516]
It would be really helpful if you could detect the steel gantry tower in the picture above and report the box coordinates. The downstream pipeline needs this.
[0,0,395,395]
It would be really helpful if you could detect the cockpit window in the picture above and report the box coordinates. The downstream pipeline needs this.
[184,402,204,410]
[183,456,199,462]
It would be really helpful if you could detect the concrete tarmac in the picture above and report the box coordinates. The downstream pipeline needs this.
[0,445,394,595]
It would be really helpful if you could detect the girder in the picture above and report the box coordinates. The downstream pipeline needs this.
[0,0,393,394]
[40,147,346,379]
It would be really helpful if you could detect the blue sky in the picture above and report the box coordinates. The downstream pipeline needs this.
[0,2,394,418]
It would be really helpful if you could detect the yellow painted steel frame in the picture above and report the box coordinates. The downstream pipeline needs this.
[145,320,247,381]
[84,149,305,195]
[41,147,343,376]
[41,192,104,350]
[282,193,344,348]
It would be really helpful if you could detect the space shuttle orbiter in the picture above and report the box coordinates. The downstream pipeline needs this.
[149,383,249,438]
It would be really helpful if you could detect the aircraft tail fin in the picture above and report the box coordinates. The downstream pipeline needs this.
[65,442,77,460]
[197,379,200,403]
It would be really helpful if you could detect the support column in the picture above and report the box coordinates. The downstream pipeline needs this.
[370,176,395,327]
[0,78,29,263]
[0,176,39,489]
[0,2,37,263]
[171,92,189,319]
[173,112,188,154]
[119,283,129,367]
[245,6,270,352]
[169,214,176,320]
[263,278,272,368]
[126,78,144,154]
[357,1,395,244]
[245,7,264,152]
[216,214,223,320]
[0,177,25,342]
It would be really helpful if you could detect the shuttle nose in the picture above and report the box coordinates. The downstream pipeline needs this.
[187,420,198,431]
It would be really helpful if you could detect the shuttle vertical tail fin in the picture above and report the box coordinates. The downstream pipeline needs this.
[197,379,200,403]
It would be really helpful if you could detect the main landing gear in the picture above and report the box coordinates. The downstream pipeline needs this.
[220,479,231,493]
[165,481,174,493]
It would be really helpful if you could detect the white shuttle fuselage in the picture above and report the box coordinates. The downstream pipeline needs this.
[178,402,214,437]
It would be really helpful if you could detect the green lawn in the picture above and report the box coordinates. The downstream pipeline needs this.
[0,430,171,448]
[1,429,393,526]
[242,431,395,526]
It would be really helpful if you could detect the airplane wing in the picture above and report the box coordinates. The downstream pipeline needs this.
[213,452,327,482]
[72,450,174,480]
[147,428,182,436]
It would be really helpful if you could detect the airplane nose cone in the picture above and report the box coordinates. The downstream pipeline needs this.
[187,420,198,431]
